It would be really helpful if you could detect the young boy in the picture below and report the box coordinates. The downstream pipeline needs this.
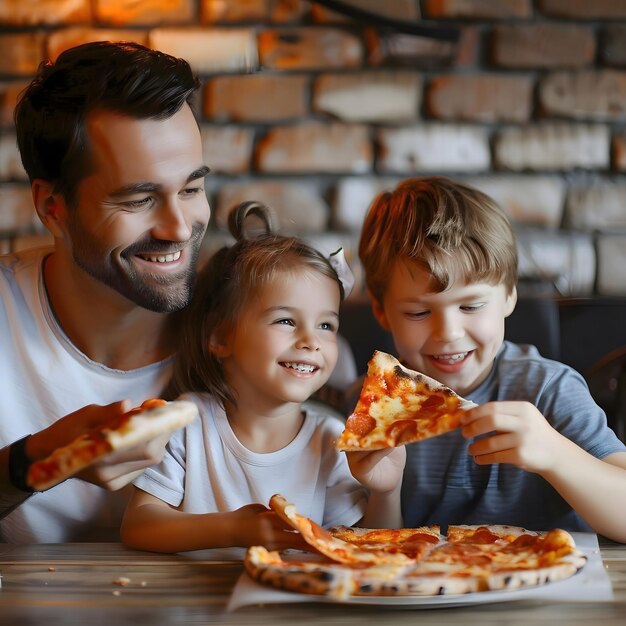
[357,176,626,543]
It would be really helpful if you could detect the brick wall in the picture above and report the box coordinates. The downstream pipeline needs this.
[1,0,626,295]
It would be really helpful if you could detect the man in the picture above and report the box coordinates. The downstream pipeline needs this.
[0,41,211,542]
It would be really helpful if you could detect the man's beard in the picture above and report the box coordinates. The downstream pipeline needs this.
[69,223,206,313]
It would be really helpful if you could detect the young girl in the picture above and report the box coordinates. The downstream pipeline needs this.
[121,202,405,553]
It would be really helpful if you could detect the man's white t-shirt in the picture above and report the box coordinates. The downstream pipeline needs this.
[0,249,172,543]
[134,392,367,528]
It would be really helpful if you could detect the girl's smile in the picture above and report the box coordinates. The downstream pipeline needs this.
[221,267,341,411]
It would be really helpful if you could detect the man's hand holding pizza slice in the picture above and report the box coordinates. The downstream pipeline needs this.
[21,399,198,493]
[77,426,172,492]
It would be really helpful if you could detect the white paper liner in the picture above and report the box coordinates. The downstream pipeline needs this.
[227,532,613,611]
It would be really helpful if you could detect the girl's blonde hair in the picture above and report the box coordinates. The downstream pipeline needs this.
[168,201,345,406]
[359,177,518,304]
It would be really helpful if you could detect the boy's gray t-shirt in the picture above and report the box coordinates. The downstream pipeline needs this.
[402,341,626,532]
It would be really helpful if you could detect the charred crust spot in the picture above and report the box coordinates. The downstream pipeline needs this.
[393,365,414,382]
[318,571,335,582]
[437,586,445,595]
[359,584,373,592]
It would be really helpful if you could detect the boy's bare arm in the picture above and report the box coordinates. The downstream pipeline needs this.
[121,489,310,553]
[461,401,626,543]
[540,445,626,543]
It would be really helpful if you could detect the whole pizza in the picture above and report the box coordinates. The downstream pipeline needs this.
[244,495,587,599]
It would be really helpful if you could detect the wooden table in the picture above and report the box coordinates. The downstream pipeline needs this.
[0,540,625,625]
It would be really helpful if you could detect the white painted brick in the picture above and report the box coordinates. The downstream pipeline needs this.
[516,227,595,295]
[314,72,420,122]
[0,185,37,233]
[200,126,253,174]
[0,133,28,181]
[257,123,372,174]
[149,28,258,73]
[427,74,533,123]
[378,124,490,173]
[596,235,626,295]
[333,177,400,231]
[565,182,626,230]
[465,175,565,227]
[495,124,609,170]
[216,180,329,233]
[540,70,626,120]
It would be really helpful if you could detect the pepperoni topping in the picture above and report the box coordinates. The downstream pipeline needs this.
[421,394,445,408]
[387,419,418,444]
[407,532,440,544]
[345,412,376,436]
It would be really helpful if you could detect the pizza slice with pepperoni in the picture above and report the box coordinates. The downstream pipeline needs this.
[336,351,475,451]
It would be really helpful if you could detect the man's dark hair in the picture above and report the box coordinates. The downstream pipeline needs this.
[14,40,200,207]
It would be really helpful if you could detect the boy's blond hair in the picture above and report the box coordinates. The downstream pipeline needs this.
[359,177,518,304]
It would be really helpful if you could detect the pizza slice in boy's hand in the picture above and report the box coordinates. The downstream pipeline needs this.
[336,351,474,451]
[26,399,198,491]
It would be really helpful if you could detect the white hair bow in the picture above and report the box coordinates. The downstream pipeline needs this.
[329,248,354,299]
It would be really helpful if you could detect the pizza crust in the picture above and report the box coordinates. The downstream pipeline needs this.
[245,546,355,598]
[105,400,198,450]
[446,524,537,543]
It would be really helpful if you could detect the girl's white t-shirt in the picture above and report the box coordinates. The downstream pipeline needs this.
[134,392,367,528]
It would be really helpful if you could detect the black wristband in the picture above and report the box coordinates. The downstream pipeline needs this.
[8,435,34,493]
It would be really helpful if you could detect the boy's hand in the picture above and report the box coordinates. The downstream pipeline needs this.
[231,504,311,551]
[346,446,406,493]
[460,401,565,474]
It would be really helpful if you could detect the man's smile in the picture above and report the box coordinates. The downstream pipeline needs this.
[138,251,182,263]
